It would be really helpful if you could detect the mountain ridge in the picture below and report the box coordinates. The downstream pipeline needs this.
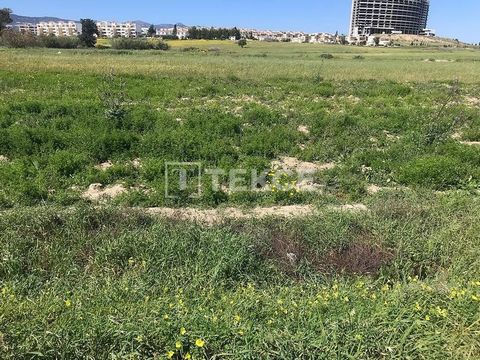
[11,14,186,29]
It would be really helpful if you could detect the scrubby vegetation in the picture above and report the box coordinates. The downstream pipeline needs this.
[111,38,170,50]
[0,30,80,48]
[0,42,479,358]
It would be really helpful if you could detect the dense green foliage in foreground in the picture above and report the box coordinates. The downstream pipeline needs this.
[0,44,480,358]
[1,195,480,359]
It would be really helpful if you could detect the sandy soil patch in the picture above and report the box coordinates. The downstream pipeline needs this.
[146,204,368,225]
[452,131,480,145]
[95,161,114,171]
[460,141,480,146]
[367,185,383,195]
[82,183,127,201]
[0,155,8,162]
[297,125,310,135]
[451,132,463,140]
[271,157,335,175]
[366,184,408,195]
[131,158,142,168]
[464,96,480,107]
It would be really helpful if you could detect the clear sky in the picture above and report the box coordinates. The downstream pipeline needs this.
[2,0,479,43]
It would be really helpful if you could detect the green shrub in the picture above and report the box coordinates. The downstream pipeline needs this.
[397,156,470,189]
[0,30,40,48]
[111,38,169,50]
[320,53,334,59]
[39,35,80,49]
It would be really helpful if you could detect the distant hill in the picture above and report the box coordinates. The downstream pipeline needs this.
[11,14,74,24]
[11,14,186,29]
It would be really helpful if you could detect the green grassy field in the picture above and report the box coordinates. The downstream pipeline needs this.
[1,42,480,359]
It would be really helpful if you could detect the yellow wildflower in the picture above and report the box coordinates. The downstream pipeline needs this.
[195,339,205,348]
[176,341,182,349]
[166,351,174,359]
[184,353,191,360]
[64,299,72,308]
[180,327,187,335]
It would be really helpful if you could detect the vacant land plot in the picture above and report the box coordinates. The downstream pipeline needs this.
[0,42,480,359]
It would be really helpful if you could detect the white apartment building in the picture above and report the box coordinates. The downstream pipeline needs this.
[155,26,188,39]
[96,21,140,38]
[14,22,37,34]
[36,21,82,37]
[12,21,81,37]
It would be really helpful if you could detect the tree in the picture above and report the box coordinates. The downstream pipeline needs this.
[0,8,13,32]
[238,39,247,48]
[79,19,99,47]
[172,24,178,38]
[147,25,156,37]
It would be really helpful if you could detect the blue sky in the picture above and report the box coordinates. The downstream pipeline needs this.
[2,0,479,43]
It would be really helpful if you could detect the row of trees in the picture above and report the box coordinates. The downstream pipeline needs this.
[187,26,241,40]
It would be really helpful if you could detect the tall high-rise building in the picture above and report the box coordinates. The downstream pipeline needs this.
[350,0,430,36]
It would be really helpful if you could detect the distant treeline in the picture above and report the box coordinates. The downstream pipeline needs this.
[187,26,241,40]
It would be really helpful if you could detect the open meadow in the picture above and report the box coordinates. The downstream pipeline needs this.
[1,41,480,359]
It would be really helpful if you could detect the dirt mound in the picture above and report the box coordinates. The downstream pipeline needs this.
[271,156,335,175]
[379,34,468,47]
[464,96,480,108]
[146,204,368,225]
[82,183,127,201]
[95,161,113,171]
[297,125,310,135]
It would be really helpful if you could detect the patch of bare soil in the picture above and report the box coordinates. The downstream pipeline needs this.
[320,242,394,275]
[261,229,392,277]
[0,155,8,162]
[271,156,335,175]
[460,141,480,146]
[82,183,127,201]
[450,131,480,146]
[464,96,480,108]
[95,161,113,171]
[297,125,310,135]
[146,204,368,225]
[366,184,409,195]
[131,158,142,168]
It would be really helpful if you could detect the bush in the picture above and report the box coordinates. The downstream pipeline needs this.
[397,156,470,189]
[39,35,80,49]
[111,38,169,50]
[320,53,334,59]
[0,29,39,48]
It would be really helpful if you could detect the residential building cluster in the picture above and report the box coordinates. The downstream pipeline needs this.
[240,29,340,44]
[12,21,82,37]
[11,20,188,39]
[141,26,189,39]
